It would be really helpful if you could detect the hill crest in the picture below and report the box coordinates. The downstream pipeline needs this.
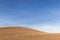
[0,27,46,35]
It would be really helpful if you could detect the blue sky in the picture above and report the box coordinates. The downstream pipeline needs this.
[0,0,60,33]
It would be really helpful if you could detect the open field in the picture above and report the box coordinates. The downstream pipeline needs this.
[0,27,60,40]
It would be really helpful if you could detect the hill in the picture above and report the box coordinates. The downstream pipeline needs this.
[0,27,47,35]
[0,27,60,40]
[0,27,47,40]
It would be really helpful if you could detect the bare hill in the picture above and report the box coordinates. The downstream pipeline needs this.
[0,27,46,35]
[0,27,60,40]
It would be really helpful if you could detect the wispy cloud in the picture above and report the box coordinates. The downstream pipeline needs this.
[28,22,60,33]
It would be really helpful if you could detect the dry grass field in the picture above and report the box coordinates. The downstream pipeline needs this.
[0,27,60,40]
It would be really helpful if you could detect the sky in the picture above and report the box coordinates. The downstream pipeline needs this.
[0,0,60,33]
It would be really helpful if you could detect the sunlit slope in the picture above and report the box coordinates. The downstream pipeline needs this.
[0,27,47,35]
[0,27,60,40]
[0,27,47,40]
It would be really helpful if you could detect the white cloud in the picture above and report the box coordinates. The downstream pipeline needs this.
[27,22,60,33]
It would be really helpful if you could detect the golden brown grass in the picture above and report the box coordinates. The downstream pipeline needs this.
[0,27,60,40]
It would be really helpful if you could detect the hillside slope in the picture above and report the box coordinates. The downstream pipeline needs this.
[0,27,60,40]
[0,27,47,35]
[0,27,47,40]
